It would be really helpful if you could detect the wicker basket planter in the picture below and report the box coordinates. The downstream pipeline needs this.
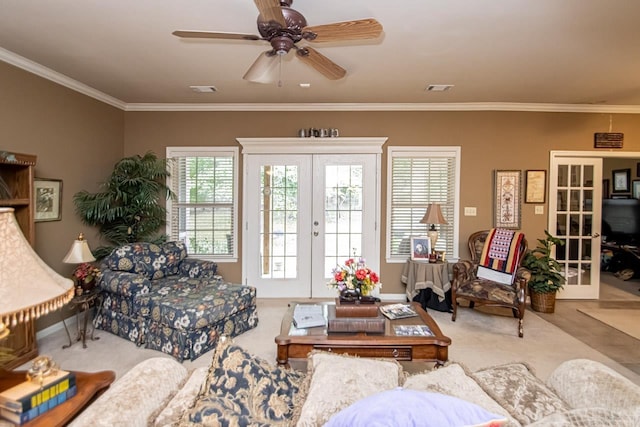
[530,290,556,313]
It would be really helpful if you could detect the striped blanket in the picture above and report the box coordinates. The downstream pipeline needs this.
[476,228,524,285]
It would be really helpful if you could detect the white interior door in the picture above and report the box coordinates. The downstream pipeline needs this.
[244,152,379,298]
[549,156,602,299]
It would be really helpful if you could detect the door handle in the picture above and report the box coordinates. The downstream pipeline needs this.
[313,231,319,237]
[591,233,600,238]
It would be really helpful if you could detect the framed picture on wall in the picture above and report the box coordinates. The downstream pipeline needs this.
[612,168,631,193]
[34,178,62,222]
[494,170,522,229]
[525,170,546,203]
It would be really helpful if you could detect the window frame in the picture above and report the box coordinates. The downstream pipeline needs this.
[166,146,239,262]
[386,146,461,263]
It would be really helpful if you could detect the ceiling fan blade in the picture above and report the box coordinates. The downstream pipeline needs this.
[254,0,287,27]
[172,30,261,41]
[243,51,279,83]
[303,18,383,42]
[296,46,346,80]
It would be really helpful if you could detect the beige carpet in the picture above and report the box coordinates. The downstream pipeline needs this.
[577,308,640,340]
[27,299,640,386]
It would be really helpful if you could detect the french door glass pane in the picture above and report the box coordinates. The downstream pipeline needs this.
[324,164,364,274]
[260,165,298,279]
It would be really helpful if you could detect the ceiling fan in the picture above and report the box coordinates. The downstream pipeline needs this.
[172,0,383,83]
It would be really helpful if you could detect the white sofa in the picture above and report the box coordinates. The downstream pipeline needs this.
[69,340,640,427]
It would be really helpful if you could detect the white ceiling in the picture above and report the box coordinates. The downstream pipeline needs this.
[2,0,640,111]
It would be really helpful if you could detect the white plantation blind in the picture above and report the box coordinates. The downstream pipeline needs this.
[166,147,238,260]
[387,147,460,260]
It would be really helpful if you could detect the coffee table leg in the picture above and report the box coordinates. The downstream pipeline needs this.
[276,345,290,366]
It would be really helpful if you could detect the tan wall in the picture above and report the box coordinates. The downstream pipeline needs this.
[0,62,125,329]
[124,111,640,295]
[4,59,640,316]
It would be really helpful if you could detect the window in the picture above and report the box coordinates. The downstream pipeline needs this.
[386,146,460,262]
[166,147,238,261]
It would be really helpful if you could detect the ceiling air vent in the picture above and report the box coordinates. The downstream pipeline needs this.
[190,86,217,93]
[426,84,454,92]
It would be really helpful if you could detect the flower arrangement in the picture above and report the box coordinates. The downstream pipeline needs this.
[73,263,101,287]
[327,257,381,297]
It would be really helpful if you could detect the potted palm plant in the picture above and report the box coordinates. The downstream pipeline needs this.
[521,230,566,313]
[73,152,174,259]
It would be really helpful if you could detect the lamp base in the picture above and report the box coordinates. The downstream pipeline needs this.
[427,229,438,253]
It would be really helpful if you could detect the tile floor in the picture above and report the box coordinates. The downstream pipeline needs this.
[536,272,640,376]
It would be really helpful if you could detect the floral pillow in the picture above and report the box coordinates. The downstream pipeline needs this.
[181,339,305,426]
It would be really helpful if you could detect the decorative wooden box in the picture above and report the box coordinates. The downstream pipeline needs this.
[327,305,385,334]
[334,298,380,318]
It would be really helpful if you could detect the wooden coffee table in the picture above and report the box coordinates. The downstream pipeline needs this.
[275,301,451,367]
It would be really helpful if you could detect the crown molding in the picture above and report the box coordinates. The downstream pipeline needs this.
[0,48,126,110]
[3,48,640,114]
[125,102,640,113]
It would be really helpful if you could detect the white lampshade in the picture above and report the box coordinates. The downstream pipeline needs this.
[62,233,96,264]
[0,207,74,329]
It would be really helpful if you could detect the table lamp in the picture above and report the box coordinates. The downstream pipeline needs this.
[0,208,74,356]
[62,233,96,292]
[420,203,447,252]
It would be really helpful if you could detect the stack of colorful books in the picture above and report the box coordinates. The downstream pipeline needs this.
[0,370,77,425]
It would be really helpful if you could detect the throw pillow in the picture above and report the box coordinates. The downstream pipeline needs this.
[526,407,639,427]
[402,363,517,425]
[324,388,508,427]
[471,362,570,426]
[294,351,404,427]
[188,338,305,426]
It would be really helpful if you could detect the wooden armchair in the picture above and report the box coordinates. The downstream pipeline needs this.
[451,230,530,337]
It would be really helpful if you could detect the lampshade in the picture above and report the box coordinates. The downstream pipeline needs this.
[419,203,447,226]
[62,233,96,264]
[0,208,74,330]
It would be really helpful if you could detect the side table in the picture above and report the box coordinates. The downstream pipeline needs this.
[400,259,452,312]
[62,289,101,349]
[0,369,115,427]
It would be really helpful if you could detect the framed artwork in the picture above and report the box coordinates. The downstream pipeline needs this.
[633,180,640,199]
[34,178,62,222]
[603,179,610,199]
[410,236,431,260]
[494,170,522,229]
[525,170,546,203]
[612,169,631,193]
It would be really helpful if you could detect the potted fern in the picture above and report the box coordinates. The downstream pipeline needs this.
[521,230,566,313]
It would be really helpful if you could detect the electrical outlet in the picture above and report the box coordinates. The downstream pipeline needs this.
[464,207,477,216]
[535,206,544,215]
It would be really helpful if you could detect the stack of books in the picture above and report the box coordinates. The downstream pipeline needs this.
[0,370,77,425]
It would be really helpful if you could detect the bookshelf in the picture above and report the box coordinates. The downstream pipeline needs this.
[0,151,38,368]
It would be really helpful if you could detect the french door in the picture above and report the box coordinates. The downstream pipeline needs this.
[240,138,385,298]
[549,155,602,299]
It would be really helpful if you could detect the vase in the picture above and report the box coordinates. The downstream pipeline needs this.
[81,277,96,291]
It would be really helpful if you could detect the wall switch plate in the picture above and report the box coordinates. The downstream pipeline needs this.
[535,205,544,215]
[464,207,477,216]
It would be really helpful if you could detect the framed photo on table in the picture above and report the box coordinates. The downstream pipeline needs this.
[494,170,522,229]
[525,170,546,203]
[410,237,431,260]
[612,169,631,193]
[34,178,62,222]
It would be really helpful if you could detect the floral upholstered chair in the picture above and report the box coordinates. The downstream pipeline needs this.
[451,229,530,337]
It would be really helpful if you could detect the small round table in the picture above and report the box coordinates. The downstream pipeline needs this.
[62,288,101,349]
